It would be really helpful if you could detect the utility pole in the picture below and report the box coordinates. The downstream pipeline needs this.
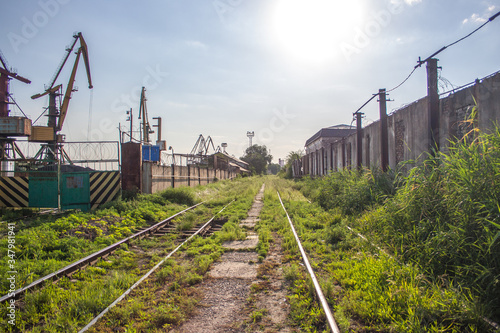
[427,58,439,152]
[355,112,364,170]
[126,108,133,142]
[378,89,389,172]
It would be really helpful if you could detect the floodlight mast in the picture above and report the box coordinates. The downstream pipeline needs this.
[246,131,254,148]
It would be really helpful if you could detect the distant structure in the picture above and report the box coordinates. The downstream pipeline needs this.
[246,131,254,148]
[304,124,357,176]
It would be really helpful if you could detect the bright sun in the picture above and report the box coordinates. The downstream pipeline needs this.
[272,0,364,64]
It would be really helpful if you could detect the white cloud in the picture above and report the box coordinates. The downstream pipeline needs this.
[463,5,497,25]
[184,40,208,49]
[472,13,487,23]
[404,0,422,6]
[463,13,487,25]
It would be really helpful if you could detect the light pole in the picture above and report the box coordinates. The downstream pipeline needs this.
[246,131,254,148]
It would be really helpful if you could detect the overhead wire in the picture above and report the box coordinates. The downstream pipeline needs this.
[349,9,500,117]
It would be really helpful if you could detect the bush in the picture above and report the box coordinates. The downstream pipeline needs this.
[160,188,196,206]
[300,168,395,215]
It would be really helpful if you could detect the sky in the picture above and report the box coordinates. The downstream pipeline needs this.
[1,0,499,163]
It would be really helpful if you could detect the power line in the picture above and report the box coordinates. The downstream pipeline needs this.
[415,9,500,69]
[349,9,500,117]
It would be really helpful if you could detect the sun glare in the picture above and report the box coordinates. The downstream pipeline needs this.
[272,0,364,64]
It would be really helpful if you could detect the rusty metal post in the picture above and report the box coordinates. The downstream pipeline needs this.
[355,112,363,170]
[171,162,175,188]
[379,89,389,172]
[187,164,191,187]
[427,58,439,152]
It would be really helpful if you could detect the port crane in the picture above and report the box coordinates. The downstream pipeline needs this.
[30,32,92,162]
[138,86,154,145]
[0,49,31,162]
[0,49,31,117]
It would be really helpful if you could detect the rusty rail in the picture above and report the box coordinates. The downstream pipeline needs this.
[0,202,203,303]
[278,191,341,333]
[78,199,234,332]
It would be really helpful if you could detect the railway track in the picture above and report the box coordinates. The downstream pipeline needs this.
[5,179,494,332]
[0,202,210,303]
[277,191,341,333]
[78,200,234,332]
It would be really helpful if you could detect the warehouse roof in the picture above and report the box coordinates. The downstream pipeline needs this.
[305,125,356,147]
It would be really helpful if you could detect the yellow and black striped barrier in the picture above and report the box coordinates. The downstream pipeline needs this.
[0,177,29,207]
[90,171,120,210]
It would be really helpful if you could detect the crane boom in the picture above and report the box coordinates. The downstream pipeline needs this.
[31,32,92,134]
[0,49,9,71]
[139,87,152,144]
[0,48,31,84]
[57,34,92,131]
[46,33,80,90]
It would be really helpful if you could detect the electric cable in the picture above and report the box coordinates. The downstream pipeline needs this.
[349,9,500,117]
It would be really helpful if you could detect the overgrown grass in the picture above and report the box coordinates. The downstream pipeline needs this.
[263,176,489,332]
[0,176,263,332]
[298,168,396,215]
[352,128,500,321]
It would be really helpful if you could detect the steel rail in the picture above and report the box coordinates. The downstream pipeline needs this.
[305,202,499,331]
[0,202,203,303]
[277,191,341,333]
[78,199,235,333]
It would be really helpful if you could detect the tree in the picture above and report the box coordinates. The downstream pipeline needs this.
[281,150,304,179]
[241,144,273,175]
[268,163,281,175]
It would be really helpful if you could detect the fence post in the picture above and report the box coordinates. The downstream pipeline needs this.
[379,89,389,172]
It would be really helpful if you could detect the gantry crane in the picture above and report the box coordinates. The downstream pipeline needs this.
[30,32,92,162]
[0,48,31,162]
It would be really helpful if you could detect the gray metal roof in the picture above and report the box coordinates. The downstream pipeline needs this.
[305,125,356,147]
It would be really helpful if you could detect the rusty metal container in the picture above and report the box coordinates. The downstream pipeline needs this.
[0,117,32,136]
[29,126,55,142]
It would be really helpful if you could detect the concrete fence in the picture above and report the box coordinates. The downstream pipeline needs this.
[142,162,235,194]
[121,142,240,194]
[296,70,500,177]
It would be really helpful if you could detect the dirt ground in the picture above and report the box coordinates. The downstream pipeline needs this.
[170,185,297,333]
